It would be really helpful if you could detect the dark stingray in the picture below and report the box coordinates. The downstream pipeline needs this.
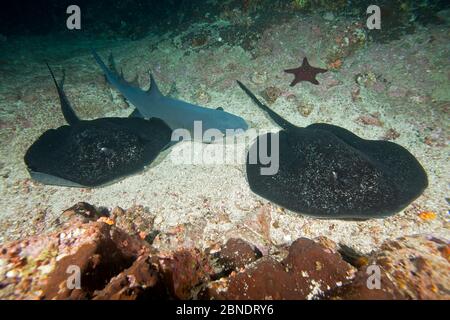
[24,64,172,188]
[237,81,428,219]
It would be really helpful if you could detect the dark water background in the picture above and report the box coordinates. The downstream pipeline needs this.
[1,0,449,42]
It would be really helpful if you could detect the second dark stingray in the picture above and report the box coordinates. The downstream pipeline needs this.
[24,64,172,188]
[237,81,428,219]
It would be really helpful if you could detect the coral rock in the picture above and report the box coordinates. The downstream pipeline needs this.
[192,89,211,105]
[111,205,154,237]
[297,102,314,117]
[250,71,267,85]
[2,201,447,301]
[205,237,355,300]
[381,128,401,141]
[372,235,450,300]
[260,86,282,104]
[283,238,356,293]
[157,249,212,299]
[60,202,108,224]
[217,238,262,271]
[93,255,167,300]
[355,113,383,127]
[327,265,405,300]
[0,220,151,300]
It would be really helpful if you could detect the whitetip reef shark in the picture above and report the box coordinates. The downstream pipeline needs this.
[92,50,248,142]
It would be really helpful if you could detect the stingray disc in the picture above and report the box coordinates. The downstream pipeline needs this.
[246,123,428,218]
[25,117,171,187]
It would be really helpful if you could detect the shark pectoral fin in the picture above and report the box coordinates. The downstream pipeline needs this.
[216,107,224,111]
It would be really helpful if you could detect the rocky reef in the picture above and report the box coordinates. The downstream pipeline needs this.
[0,202,448,300]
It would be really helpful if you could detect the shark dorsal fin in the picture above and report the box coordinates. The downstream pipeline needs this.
[147,73,162,97]
[46,63,80,125]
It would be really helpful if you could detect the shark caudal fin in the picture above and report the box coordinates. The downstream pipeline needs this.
[92,49,120,86]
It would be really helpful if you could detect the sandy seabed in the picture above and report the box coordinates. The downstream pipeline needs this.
[0,14,448,253]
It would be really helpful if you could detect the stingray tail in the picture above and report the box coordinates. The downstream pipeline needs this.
[46,63,80,125]
[236,80,295,130]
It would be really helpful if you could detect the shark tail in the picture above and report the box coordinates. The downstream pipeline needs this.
[92,49,144,92]
[91,49,120,86]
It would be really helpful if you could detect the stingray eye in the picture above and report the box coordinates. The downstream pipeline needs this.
[332,171,338,181]
[100,147,114,156]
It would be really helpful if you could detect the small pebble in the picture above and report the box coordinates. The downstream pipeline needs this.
[6,270,19,278]
[260,86,282,104]
[192,88,211,105]
[323,12,335,21]
[297,103,314,117]
[250,71,267,85]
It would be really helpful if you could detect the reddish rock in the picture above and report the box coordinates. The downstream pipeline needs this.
[0,220,151,300]
[157,248,212,300]
[351,86,361,102]
[205,238,356,300]
[284,238,356,292]
[93,255,167,300]
[110,205,155,237]
[372,235,450,300]
[314,236,339,252]
[2,202,448,301]
[355,113,383,127]
[381,128,401,141]
[328,235,449,300]
[327,265,405,300]
[211,257,300,300]
[60,202,108,224]
[94,248,214,300]
[260,86,282,104]
[217,238,262,271]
